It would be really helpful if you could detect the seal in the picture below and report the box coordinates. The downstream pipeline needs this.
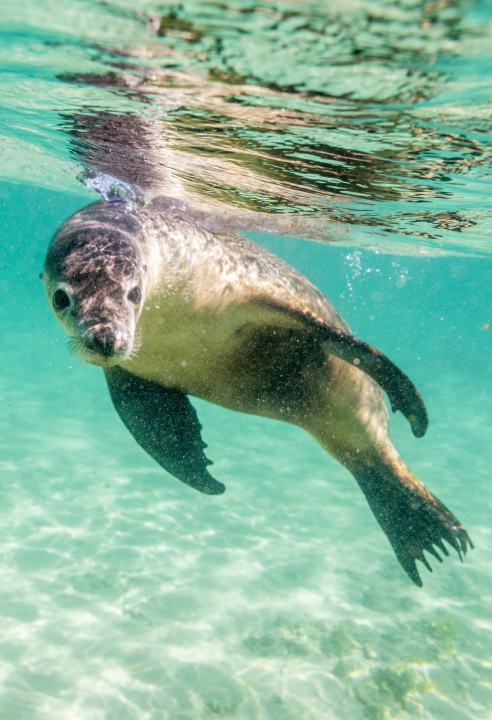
[41,197,473,586]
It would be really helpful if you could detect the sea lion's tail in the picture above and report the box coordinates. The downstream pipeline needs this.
[348,455,473,586]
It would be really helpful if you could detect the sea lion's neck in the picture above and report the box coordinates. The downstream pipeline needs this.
[140,206,229,311]
[139,208,192,297]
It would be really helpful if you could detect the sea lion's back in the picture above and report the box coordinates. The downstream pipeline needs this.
[145,196,349,332]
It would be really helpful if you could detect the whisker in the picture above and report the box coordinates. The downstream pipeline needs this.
[66,338,78,355]
[66,337,85,362]
[128,329,142,361]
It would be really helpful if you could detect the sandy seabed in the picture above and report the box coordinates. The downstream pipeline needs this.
[0,322,491,720]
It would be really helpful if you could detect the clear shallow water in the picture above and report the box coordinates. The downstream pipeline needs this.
[2,2,492,719]
[2,182,492,719]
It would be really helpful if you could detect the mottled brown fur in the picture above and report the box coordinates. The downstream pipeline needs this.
[43,198,473,586]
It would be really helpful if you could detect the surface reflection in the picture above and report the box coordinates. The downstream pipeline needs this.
[1,0,492,251]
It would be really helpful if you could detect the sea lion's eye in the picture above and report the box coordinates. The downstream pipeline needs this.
[128,286,141,304]
[53,288,70,311]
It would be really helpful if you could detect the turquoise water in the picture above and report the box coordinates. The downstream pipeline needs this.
[2,1,492,718]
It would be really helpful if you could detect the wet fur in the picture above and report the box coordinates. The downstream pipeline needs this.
[43,198,473,586]
[229,325,327,415]
[44,220,145,363]
[47,228,139,320]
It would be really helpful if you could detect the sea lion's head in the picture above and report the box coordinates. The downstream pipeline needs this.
[42,202,147,367]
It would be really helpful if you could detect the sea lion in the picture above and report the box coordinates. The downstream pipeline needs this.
[41,196,472,586]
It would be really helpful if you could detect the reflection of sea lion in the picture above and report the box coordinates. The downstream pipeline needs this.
[42,197,472,586]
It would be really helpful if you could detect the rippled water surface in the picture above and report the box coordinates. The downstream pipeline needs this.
[2,1,492,719]
[2,0,492,252]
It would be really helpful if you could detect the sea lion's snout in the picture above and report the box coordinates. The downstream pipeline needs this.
[86,326,118,358]
[81,321,134,365]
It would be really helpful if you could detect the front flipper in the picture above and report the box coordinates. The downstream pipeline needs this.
[104,366,225,495]
[316,322,428,438]
[255,301,428,439]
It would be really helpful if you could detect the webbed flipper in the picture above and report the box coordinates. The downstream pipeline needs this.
[104,366,225,495]
[318,322,428,438]
[352,459,473,586]
[255,301,428,438]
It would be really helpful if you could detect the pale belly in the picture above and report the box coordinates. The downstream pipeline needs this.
[117,293,387,458]
[119,298,265,406]
[118,296,329,422]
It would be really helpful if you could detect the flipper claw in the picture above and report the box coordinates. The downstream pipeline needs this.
[420,555,433,573]
[353,460,473,586]
[426,546,443,563]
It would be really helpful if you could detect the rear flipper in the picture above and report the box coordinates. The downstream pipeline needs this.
[351,459,473,586]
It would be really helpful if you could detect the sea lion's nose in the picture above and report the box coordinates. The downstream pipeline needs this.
[89,327,117,357]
